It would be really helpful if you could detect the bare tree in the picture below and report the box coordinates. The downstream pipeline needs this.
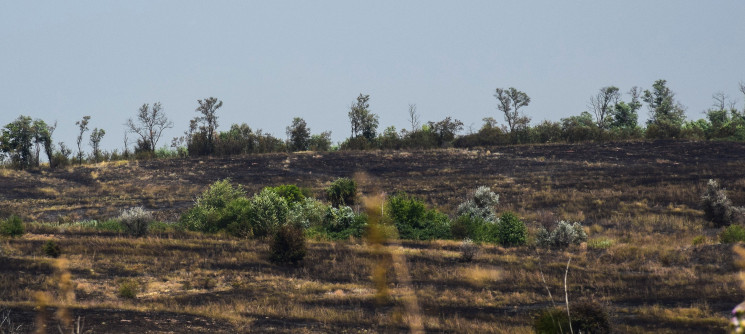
[123,131,130,156]
[408,104,420,132]
[712,92,730,111]
[494,87,531,136]
[75,116,90,164]
[126,102,173,152]
[589,86,621,129]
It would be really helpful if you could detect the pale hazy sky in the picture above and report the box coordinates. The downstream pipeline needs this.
[2,1,744,152]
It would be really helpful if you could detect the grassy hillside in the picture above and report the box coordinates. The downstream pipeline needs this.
[1,140,744,332]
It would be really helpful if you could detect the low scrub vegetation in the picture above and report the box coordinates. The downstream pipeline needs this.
[117,206,153,237]
[270,224,307,264]
[701,179,744,227]
[326,177,357,207]
[536,221,588,249]
[42,239,61,258]
[0,215,24,237]
[385,192,450,240]
[720,225,745,244]
[534,301,611,334]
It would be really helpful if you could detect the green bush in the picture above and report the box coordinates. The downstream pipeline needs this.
[720,225,745,244]
[288,197,328,229]
[320,206,367,240]
[497,212,526,247]
[42,240,61,258]
[691,235,707,246]
[267,184,307,205]
[534,301,611,334]
[249,188,289,238]
[223,197,255,238]
[118,206,153,237]
[326,178,357,207]
[451,215,499,244]
[118,279,140,299]
[180,179,247,233]
[536,221,588,249]
[385,193,451,240]
[0,215,24,237]
[198,179,247,209]
[270,225,306,264]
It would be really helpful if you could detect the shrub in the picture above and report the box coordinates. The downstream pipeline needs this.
[270,225,306,264]
[497,212,527,247]
[326,178,357,207]
[459,238,478,262]
[701,179,742,227]
[198,178,246,209]
[456,186,499,222]
[452,215,499,244]
[118,206,153,237]
[223,197,255,238]
[536,221,588,249]
[249,188,289,238]
[691,235,707,246]
[321,206,368,240]
[534,301,611,334]
[0,215,24,237]
[267,184,306,205]
[288,197,328,229]
[385,193,451,240]
[180,179,247,233]
[720,225,745,244]
[42,240,61,258]
[118,279,140,299]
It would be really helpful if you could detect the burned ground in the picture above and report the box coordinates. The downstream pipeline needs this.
[1,140,744,332]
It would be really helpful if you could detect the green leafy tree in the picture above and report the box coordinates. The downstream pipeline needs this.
[0,116,34,168]
[193,97,223,154]
[494,87,531,141]
[643,79,687,138]
[33,119,55,167]
[348,94,379,141]
[561,112,599,142]
[427,117,464,147]
[611,87,642,129]
[308,131,332,151]
[286,117,310,152]
[89,128,106,162]
[75,116,90,164]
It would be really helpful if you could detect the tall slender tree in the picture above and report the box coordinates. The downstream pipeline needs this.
[193,97,223,154]
[75,116,90,164]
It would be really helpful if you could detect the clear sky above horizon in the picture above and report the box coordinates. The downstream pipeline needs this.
[2,1,744,152]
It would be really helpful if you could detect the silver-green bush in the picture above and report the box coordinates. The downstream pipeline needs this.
[536,221,587,248]
[118,206,153,237]
[701,179,743,227]
[456,186,499,222]
[459,238,478,261]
